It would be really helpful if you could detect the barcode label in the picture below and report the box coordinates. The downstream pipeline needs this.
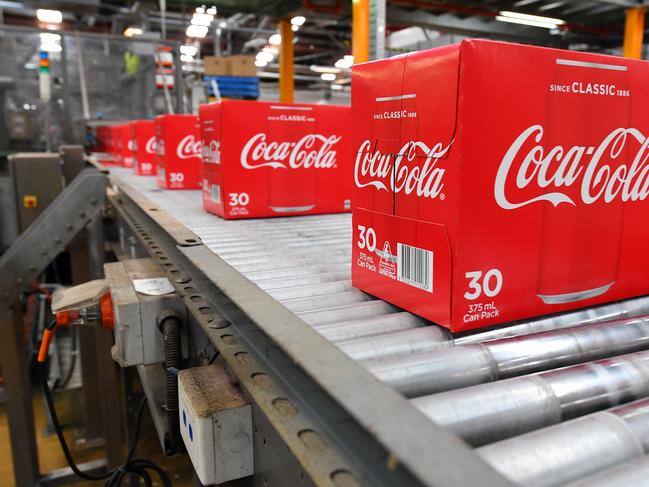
[397,243,433,292]
[211,184,221,203]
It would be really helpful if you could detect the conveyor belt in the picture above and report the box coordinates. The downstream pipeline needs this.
[110,168,649,486]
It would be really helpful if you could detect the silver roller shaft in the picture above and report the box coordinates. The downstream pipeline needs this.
[478,398,649,487]
[338,326,452,361]
[412,349,649,446]
[255,271,350,291]
[234,254,350,273]
[315,312,426,342]
[365,315,649,397]
[457,295,649,345]
[298,300,397,326]
[268,280,353,300]
[566,455,649,487]
[281,290,371,313]
[244,263,350,282]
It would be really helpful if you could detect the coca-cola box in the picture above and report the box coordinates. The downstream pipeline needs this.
[117,123,135,168]
[352,39,649,332]
[155,114,202,189]
[199,100,352,219]
[131,120,157,176]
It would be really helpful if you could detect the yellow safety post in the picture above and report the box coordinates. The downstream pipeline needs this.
[352,0,369,63]
[623,7,645,59]
[279,18,294,103]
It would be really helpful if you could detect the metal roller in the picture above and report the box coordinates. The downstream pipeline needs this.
[298,301,397,326]
[314,312,426,342]
[365,316,649,397]
[338,326,452,361]
[244,263,350,282]
[234,254,350,273]
[456,296,649,345]
[268,280,353,300]
[255,271,350,291]
[478,398,649,487]
[566,455,649,487]
[412,349,649,446]
[281,290,370,313]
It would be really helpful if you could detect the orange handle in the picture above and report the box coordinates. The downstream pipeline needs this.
[37,328,56,363]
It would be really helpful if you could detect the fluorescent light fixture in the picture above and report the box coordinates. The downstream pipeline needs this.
[180,54,194,63]
[262,46,278,55]
[39,32,61,44]
[207,7,217,15]
[291,16,306,26]
[180,45,198,56]
[344,55,354,61]
[123,26,143,37]
[191,13,213,26]
[331,84,343,91]
[40,43,62,53]
[321,73,336,81]
[195,6,205,14]
[186,24,208,38]
[268,33,281,45]
[497,10,565,29]
[310,65,341,74]
[254,59,268,67]
[292,24,299,32]
[256,51,275,63]
[37,9,62,23]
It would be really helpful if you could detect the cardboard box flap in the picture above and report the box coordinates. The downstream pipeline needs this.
[400,43,460,155]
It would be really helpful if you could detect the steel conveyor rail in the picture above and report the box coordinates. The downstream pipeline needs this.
[108,168,649,487]
[108,170,514,487]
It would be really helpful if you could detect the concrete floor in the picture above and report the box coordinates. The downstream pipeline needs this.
[0,387,194,486]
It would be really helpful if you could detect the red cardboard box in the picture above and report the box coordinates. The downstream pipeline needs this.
[199,100,352,219]
[95,125,120,164]
[131,120,157,176]
[155,114,202,189]
[352,39,649,332]
[117,124,135,168]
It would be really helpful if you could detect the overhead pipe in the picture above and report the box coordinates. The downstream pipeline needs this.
[478,398,649,487]
[365,315,649,397]
[413,349,649,446]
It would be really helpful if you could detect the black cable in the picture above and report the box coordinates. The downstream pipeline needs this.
[56,326,77,391]
[40,360,172,486]
[207,350,220,365]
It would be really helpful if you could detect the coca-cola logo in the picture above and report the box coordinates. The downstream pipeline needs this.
[495,125,649,209]
[240,133,341,170]
[176,135,202,160]
[203,140,221,164]
[145,136,156,154]
[354,140,449,198]
[127,139,137,152]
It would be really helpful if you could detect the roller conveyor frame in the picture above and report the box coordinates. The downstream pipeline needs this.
[108,170,514,487]
[107,167,649,486]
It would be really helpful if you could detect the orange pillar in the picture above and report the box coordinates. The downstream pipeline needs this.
[352,0,369,63]
[623,7,645,59]
[279,19,294,103]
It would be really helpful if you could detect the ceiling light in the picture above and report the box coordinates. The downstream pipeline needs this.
[291,16,306,26]
[207,7,217,15]
[497,10,565,29]
[256,51,274,63]
[292,24,299,32]
[123,26,143,37]
[268,33,281,45]
[186,24,209,38]
[310,65,341,74]
[331,84,343,91]
[39,32,61,44]
[24,63,37,70]
[195,6,205,14]
[36,9,62,23]
[320,73,336,81]
[180,54,194,63]
[254,59,268,67]
[191,13,213,27]
[219,21,227,28]
[180,45,198,56]
[262,46,278,55]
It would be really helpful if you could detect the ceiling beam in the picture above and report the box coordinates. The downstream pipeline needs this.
[387,6,553,42]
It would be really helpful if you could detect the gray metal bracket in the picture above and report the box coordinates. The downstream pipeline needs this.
[0,167,107,312]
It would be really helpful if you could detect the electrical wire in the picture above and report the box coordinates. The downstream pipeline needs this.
[39,321,172,486]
